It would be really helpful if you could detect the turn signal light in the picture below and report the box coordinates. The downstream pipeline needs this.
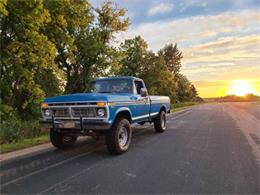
[41,102,49,108]
[97,102,106,106]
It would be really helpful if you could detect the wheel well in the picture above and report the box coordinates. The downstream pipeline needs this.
[160,106,166,113]
[115,111,132,123]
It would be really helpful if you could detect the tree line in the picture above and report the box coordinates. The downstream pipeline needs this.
[0,0,201,121]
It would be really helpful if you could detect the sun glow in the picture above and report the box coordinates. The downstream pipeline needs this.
[228,80,256,96]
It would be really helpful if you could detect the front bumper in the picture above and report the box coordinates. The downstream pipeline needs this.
[40,118,112,131]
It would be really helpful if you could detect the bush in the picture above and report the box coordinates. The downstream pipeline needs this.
[0,117,22,144]
[0,118,42,144]
[0,104,43,144]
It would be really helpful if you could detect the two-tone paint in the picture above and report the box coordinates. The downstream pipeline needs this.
[41,77,170,131]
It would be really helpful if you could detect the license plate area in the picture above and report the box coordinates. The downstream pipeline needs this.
[60,122,76,128]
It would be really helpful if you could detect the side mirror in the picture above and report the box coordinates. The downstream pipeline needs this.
[140,88,148,97]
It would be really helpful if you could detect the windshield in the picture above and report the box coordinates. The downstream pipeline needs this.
[90,79,133,94]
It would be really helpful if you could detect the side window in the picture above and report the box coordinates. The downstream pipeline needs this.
[134,80,144,95]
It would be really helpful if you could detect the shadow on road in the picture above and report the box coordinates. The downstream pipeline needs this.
[1,125,157,186]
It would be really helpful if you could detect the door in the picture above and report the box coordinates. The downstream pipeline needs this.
[131,80,150,121]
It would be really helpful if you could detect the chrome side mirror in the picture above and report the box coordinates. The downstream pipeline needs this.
[140,88,148,97]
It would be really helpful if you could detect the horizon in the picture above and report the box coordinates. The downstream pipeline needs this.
[92,0,260,98]
[204,93,260,99]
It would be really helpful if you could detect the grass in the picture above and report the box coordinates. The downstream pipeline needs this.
[0,134,49,154]
[171,102,199,112]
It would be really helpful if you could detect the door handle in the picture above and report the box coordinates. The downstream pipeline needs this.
[131,96,148,102]
[130,96,138,101]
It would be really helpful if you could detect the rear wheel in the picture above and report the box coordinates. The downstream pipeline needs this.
[105,118,132,154]
[154,110,167,133]
[50,129,77,149]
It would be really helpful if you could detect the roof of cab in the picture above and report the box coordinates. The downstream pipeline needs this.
[94,76,141,81]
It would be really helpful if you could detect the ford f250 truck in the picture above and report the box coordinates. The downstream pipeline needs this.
[40,77,170,154]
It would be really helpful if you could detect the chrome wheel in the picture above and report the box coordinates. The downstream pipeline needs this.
[106,118,132,154]
[118,126,128,148]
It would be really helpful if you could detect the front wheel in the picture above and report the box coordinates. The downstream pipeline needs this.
[50,129,77,149]
[105,118,132,154]
[154,110,167,133]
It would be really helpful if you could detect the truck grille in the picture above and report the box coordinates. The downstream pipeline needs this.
[47,107,100,118]
[51,108,70,117]
[72,107,96,117]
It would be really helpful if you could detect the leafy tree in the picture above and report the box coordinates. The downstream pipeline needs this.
[158,43,201,102]
[43,0,93,93]
[116,36,148,76]
[0,0,202,123]
[140,52,177,101]
[175,74,193,102]
[0,0,8,16]
[175,75,202,102]
[73,0,129,91]
[158,43,183,77]
[116,37,177,101]
[43,0,130,93]
[189,84,198,98]
[0,0,60,119]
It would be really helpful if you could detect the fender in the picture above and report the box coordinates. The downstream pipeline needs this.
[113,107,133,121]
[161,104,167,112]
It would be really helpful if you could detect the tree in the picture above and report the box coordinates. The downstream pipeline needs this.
[0,0,60,119]
[139,52,177,101]
[116,36,148,76]
[0,0,201,122]
[158,43,183,77]
[116,37,178,101]
[43,0,130,93]
[189,84,198,98]
[43,0,93,93]
[159,43,201,102]
[73,0,129,91]
[175,74,192,102]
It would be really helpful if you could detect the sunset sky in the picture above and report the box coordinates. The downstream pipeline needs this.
[93,0,260,97]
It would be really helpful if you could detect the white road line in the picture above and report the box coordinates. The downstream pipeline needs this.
[170,110,192,120]
[225,104,260,164]
[37,165,96,195]
[1,108,193,187]
[1,146,103,188]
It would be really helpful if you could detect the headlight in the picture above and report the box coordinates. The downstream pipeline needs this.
[44,109,51,117]
[41,102,48,108]
[97,108,105,117]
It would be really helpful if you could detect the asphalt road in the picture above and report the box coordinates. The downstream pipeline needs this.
[1,102,259,194]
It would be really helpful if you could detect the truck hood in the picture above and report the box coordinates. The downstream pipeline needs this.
[44,93,132,103]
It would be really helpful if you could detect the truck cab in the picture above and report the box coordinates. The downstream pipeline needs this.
[40,77,170,154]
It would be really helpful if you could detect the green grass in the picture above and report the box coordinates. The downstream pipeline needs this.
[171,102,199,112]
[0,134,50,154]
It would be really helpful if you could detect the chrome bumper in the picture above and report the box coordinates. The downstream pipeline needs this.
[40,118,112,131]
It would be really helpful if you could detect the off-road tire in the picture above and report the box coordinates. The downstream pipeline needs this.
[154,110,167,133]
[105,118,132,154]
[50,129,77,149]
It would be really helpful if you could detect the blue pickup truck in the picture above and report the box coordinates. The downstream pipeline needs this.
[40,77,170,154]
